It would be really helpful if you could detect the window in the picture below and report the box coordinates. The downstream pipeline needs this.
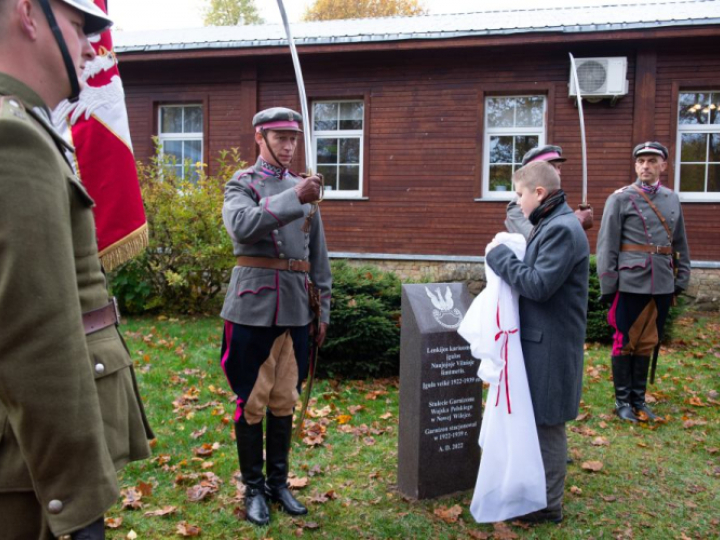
[158,104,203,182]
[312,100,364,198]
[483,96,546,199]
[676,91,720,200]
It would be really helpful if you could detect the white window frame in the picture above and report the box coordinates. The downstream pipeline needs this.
[675,90,720,202]
[482,95,547,201]
[312,99,364,200]
[158,104,204,182]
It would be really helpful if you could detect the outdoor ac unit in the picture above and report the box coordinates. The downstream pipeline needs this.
[568,57,629,99]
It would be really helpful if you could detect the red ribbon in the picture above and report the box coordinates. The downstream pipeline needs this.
[494,303,517,414]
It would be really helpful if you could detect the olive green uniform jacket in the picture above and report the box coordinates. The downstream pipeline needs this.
[0,73,153,537]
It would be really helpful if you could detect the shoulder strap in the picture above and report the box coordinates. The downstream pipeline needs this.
[631,184,672,243]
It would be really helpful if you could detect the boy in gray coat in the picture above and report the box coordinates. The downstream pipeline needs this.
[486,161,590,523]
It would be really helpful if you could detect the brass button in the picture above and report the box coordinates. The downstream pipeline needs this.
[279,253,286,259]
[48,499,63,514]
[273,230,279,235]
[277,240,283,246]
[95,363,105,375]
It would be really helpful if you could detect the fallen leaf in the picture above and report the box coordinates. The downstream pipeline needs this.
[492,522,519,539]
[380,412,393,420]
[187,484,213,502]
[348,405,364,414]
[601,495,617,502]
[105,517,123,529]
[433,504,463,523]
[126,531,138,540]
[288,476,309,489]
[191,427,208,439]
[136,481,153,497]
[176,521,201,537]
[570,485,582,495]
[144,505,178,517]
[581,461,604,472]
[121,487,143,510]
[591,436,610,446]
[336,414,352,425]
[467,531,491,540]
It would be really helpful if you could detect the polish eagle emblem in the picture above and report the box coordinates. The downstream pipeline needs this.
[425,286,462,329]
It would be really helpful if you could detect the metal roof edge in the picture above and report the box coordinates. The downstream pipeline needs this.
[115,18,720,55]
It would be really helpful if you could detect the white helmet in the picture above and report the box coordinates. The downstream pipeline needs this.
[60,0,113,36]
[37,0,113,102]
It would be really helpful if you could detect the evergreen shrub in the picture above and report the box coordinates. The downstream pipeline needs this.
[319,261,402,379]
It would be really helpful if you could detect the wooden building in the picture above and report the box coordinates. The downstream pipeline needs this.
[115,1,720,282]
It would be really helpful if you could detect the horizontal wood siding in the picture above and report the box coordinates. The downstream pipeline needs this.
[120,34,720,260]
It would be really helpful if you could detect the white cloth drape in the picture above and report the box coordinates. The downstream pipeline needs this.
[458,232,546,523]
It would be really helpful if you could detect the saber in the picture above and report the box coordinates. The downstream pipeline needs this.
[276,0,321,441]
[569,53,588,206]
[569,53,594,230]
[276,0,315,174]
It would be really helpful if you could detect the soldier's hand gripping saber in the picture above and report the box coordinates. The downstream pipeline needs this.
[569,53,594,230]
[276,0,322,441]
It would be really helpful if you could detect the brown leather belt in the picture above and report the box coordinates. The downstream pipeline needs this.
[82,298,121,335]
[237,256,310,273]
[621,244,673,255]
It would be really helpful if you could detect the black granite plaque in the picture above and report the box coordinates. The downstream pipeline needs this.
[398,283,482,500]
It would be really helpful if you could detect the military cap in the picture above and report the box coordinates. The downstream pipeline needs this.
[633,141,668,160]
[253,107,303,133]
[521,145,566,167]
[58,0,113,36]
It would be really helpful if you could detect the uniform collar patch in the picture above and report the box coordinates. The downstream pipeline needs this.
[260,158,287,179]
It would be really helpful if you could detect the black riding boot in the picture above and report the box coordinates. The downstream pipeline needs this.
[631,355,659,421]
[235,418,270,526]
[611,355,638,422]
[265,412,308,515]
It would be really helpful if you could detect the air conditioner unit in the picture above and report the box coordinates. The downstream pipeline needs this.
[568,57,629,100]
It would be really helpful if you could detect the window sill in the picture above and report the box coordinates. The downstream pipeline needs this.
[474,196,513,202]
[678,194,720,203]
[323,195,369,201]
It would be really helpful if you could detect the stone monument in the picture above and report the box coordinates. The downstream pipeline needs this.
[398,282,483,499]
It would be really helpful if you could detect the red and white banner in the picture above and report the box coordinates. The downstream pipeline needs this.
[53,0,147,272]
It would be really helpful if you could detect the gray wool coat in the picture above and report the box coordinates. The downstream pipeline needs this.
[486,203,590,426]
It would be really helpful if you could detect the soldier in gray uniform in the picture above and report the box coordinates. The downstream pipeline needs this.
[506,145,566,238]
[219,107,332,525]
[597,142,691,422]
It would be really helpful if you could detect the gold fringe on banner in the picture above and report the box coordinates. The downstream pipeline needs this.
[98,223,149,272]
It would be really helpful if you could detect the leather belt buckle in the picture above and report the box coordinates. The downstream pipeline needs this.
[288,258,299,272]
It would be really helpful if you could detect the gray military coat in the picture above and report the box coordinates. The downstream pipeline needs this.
[486,203,590,426]
[221,158,332,326]
[505,197,532,239]
[597,179,691,296]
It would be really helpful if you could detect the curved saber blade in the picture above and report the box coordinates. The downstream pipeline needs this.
[276,0,314,173]
[569,53,588,206]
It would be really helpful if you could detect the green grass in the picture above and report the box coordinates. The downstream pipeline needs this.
[110,313,720,539]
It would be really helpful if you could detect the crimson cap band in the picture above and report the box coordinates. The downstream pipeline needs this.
[521,145,566,167]
[633,141,669,160]
[253,107,303,133]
